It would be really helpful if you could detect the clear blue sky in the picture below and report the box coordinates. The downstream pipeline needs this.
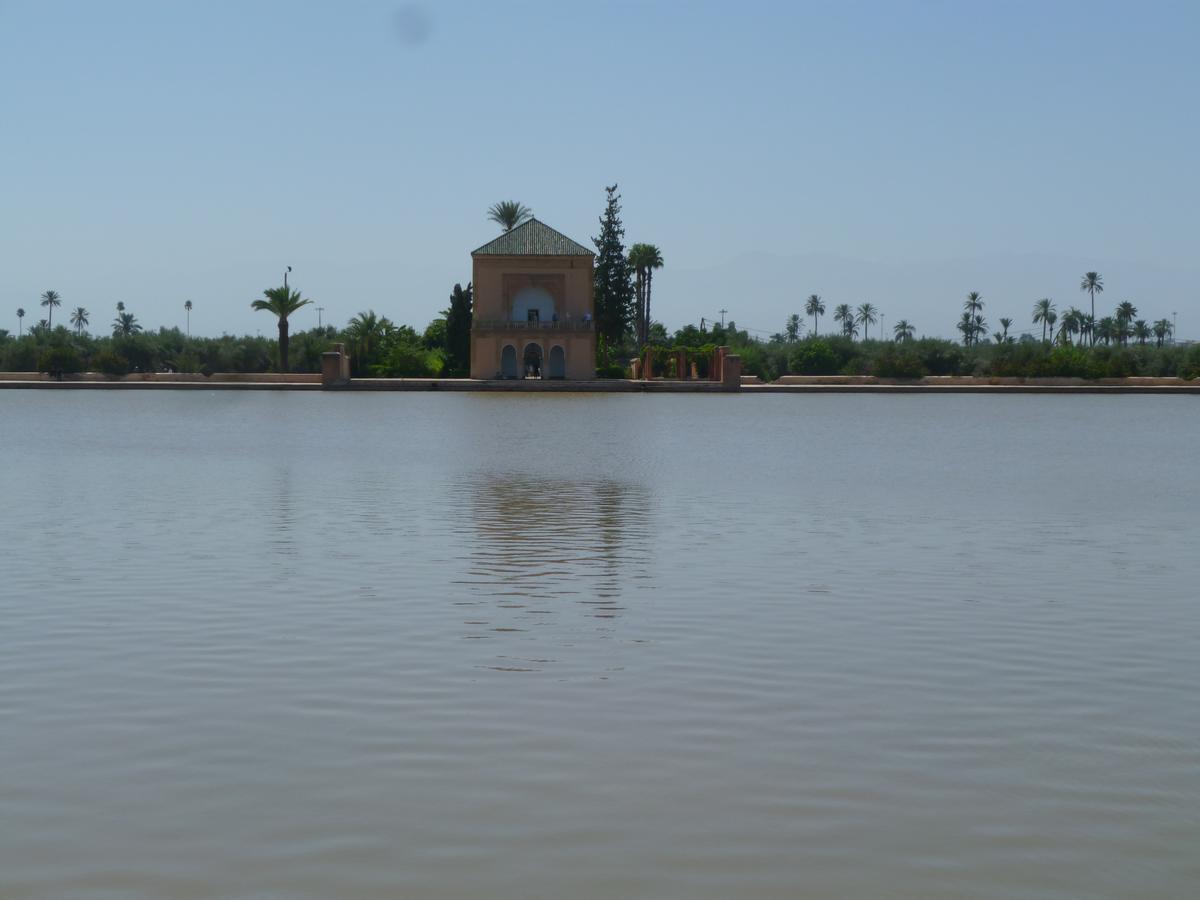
[3,0,1197,339]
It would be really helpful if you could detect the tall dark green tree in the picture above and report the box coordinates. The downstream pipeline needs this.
[592,184,635,353]
[442,282,473,376]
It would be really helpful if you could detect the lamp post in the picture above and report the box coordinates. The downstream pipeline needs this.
[316,306,325,329]
[1173,311,1177,345]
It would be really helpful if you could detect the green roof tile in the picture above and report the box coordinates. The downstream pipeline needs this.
[471,218,593,257]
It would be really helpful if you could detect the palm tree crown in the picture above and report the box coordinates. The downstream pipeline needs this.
[252,285,312,372]
[40,290,61,328]
[1033,298,1056,343]
[486,201,533,232]
[1115,301,1137,325]
[112,311,141,337]
[346,310,394,374]
[70,306,89,335]
[1152,318,1173,347]
[805,294,825,335]
[856,303,878,340]
[893,319,915,342]
[833,303,855,338]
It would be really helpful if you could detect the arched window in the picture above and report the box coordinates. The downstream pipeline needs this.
[500,344,518,378]
[548,345,566,379]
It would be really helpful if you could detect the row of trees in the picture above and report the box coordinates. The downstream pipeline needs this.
[1,277,480,379]
[773,274,1176,352]
[656,320,1200,384]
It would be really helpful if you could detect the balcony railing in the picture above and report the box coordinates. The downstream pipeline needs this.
[472,319,593,332]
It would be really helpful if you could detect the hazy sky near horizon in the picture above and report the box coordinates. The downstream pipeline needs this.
[2,0,1197,339]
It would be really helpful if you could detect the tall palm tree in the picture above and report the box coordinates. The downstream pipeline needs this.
[40,290,61,328]
[184,300,193,337]
[1080,272,1103,345]
[1132,319,1150,345]
[16,307,25,336]
[1153,318,1173,347]
[805,294,825,335]
[784,314,801,343]
[962,292,984,347]
[1032,298,1056,343]
[893,319,915,342]
[70,306,89,335]
[856,302,878,340]
[486,201,533,232]
[998,317,1013,343]
[627,243,663,347]
[833,303,854,337]
[252,285,312,372]
[628,244,650,346]
[957,311,974,346]
[112,311,141,337]
[1095,316,1116,345]
[643,245,663,348]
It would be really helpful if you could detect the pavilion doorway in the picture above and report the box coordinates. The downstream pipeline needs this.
[523,343,544,379]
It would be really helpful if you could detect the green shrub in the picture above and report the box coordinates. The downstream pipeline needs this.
[37,345,83,378]
[93,350,130,377]
[912,339,967,376]
[872,346,926,379]
[788,339,839,375]
[372,341,443,377]
[596,363,627,379]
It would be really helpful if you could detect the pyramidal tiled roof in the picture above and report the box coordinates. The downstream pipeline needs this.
[471,218,593,257]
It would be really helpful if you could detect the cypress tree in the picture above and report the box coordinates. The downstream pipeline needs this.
[442,282,473,376]
[592,184,634,353]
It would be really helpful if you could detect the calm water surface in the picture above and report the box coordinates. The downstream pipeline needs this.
[2,392,1198,899]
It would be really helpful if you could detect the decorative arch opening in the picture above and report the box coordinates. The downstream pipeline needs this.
[548,345,566,379]
[523,343,544,379]
[500,344,518,379]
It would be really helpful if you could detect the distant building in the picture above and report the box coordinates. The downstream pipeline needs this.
[470,219,595,380]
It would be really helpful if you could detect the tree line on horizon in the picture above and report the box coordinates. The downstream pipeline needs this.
[769,274,1176,350]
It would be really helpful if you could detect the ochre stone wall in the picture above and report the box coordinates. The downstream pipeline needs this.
[470,254,595,379]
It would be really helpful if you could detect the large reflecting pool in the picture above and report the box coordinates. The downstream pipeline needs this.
[2,392,1198,898]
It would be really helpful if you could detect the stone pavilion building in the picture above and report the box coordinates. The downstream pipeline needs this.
[469,219,595,380]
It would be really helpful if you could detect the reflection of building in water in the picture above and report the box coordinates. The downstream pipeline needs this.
[457,474,652,616]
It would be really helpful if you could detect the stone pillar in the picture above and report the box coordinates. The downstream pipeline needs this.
[321,343,351,387]
[714,346,728,382]
[643,348,655,380]
[721,354,742,392]
[675,350,687,380]
[629,358,642,379]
